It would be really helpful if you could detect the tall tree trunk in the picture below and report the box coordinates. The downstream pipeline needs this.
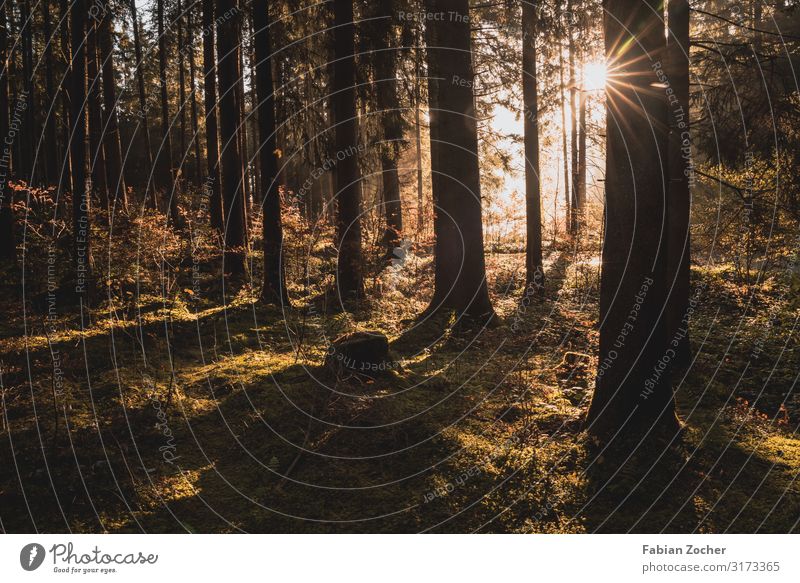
[71,0,90,302]
[202,0,223,230]
[59,0,72,199]
[414,22,425,233]
[0,0,13,262]
[523,0,543,294]
[129,0,156,207]
[188,7,202,185]
[423,0,494,319]
[19,0,35,183]
[577,56,587,212]
[586,0,679,438]
[98,1,127,210]
[332,0,363,302]
[375,1,403,262]
[177,0,187,189]
[216,0,247,275]
[567,0,579,234]
[157,0,180,224]
[254,0,288,304]
[86,16,108,210]
[559,44,570,233]
[236,29,250,233]
[42,0,58,184]
[666,0,691,369]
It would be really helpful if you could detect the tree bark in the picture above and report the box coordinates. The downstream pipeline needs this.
[567,0,579,234]
[202,0,223,230]
[587,0,679,438]
[559,43,570,233]
[254,0,289,304]
[423,0,494,320]
[523,1,543,294]
[332,0,364,302]
[0,0,13,263]
[71,0,90,302]
[87,15,108,211]
[375,1,403,262]
[216,0,247,275]
[188,6,202,185]
[666,0,691,369]
[19,0,36,183]
[129,0,156,207]
[157,0,180,225]
[42,0,59,184]
[98,1,127,210]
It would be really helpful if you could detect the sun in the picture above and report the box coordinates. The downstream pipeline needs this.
[583,61,608,91]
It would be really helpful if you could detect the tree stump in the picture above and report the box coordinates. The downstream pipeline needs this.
[324,331,396,376]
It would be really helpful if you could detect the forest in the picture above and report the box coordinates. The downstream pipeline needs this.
[0,0,798,534]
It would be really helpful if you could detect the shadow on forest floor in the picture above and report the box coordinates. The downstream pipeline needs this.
[0,250,798,532]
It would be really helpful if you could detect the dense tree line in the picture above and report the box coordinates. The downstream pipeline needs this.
[0,0,796,442]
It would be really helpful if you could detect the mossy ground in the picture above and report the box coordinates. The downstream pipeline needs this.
[1,245,798,533]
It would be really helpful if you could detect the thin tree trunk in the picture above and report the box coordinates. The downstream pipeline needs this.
[42,0,58,184]
[423,0,494,319]
[254,0,289,304]
[375,1,403,262]
[587,0,679,438]
[0,0,13,262]
[216,0,247,275]
[129,0,156,207]
[202,0,223,230]
[567,0,578,234]
[188,6,202,185]
[332,0,363,302]
[86,16,108,210]
[71,0,90,302]
[177,0,187,189]
[667,0,691,369]
[157,0,180,224]
[59,0,72,199]
[98,1,127,210]
[415,22,425,233]
[559,44,570,235]
[19,0,35,183]
[523,0,543,293]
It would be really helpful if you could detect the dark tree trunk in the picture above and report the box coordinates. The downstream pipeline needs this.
[586,0,679,438]
[414,21,425,233]
[666,0,691,369]
[177,0,187,188]
[332,0,363,302]
[98,1,127,210]
[202,0,223,230]
[375,1,403,262]
[216,0,247,275]
[236,31,250,233]
[71,0,90,302]
[254,0,288,305]
[19,0,35,183]
[42,0,59,184]
[559,44,570,229]
[0,0,13,263]
[567,0,579,234]
[157,0,180,225]
[523,0,543,294]
[129,0,156,207]
[577,60,587,213]
[188,7,202,185]
[423,0,494,319]
[86,15,108,210]
[59,0,72,199]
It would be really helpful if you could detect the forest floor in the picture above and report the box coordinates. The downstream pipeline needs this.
[1,241,799,533]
